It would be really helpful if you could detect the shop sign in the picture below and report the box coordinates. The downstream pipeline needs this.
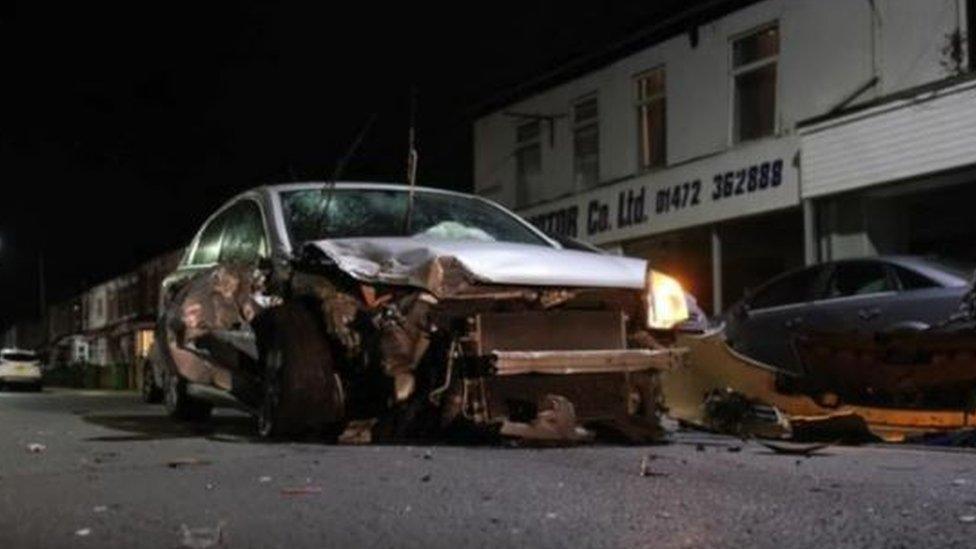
[520,137,800,244]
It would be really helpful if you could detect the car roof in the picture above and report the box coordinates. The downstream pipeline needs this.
[747,255,971,299]
[256,181,476,199]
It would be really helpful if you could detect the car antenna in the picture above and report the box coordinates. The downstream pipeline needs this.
[314,112,378,241]
[402,86,419,235]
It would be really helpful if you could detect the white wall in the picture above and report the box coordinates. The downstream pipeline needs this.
[474,0,964,212]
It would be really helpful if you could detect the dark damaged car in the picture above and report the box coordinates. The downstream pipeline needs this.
[144,182,691,442]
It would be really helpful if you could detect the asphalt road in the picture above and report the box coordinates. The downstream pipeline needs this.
[2,389,976,548]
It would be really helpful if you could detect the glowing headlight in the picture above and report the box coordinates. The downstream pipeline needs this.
[645,269,689,330]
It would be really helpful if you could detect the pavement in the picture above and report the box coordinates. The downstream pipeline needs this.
[3,388,976,548]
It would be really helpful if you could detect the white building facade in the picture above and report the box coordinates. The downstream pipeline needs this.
[474,0,976,315]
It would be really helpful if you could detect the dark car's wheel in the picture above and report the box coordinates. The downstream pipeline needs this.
[163,370,213,421]
[141,360,164,403]
[256,303,345,440]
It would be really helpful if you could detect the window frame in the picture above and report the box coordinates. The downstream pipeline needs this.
[729,22,779,145]
[185,196,271,268]
[514,119,542,208]
[218,199,271,264]
[818,260,899,303]
[747,264,829,312]
[634,66,667,172]
[572,93,600,190]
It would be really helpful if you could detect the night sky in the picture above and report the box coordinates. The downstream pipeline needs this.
[0,0,720,327]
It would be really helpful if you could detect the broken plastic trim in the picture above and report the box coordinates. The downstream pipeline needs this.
[490,348,685,376]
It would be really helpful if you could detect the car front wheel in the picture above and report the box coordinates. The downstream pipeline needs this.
[141,360,163,403]
[163,370,213,421]
[255,303,345,439]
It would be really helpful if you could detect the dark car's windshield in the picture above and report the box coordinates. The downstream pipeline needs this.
[280,188,549,247]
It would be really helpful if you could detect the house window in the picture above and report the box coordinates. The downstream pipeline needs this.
[732,24,778,142]
[514,120,542,208]
[636,68,666,171]
[573,96,599,189]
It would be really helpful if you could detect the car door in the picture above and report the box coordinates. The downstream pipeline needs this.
[729,264,828,373]
[810,260,899,335]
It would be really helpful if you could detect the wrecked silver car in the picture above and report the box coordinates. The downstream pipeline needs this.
[144,182,690,442]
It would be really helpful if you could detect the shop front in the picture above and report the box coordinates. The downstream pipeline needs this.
[801,78,976,265]
[520,137,804,316]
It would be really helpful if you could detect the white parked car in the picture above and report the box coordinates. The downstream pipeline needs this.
[145,182,691,442]
[0,349,43,391]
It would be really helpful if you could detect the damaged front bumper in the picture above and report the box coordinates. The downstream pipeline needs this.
[464,342,685,441]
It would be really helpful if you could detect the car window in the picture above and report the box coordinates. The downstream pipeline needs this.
[219,200,268,264]
[1,351,36,362]
[825,261,894,298]
[190,207,233,265]
[892,265,939,290]
[749,266,824,310]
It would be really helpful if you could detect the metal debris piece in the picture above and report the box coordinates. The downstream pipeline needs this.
[27,443,46,453]
[92,506,108,513]
[166,458,213,469]
[179,522,225,548]
[499,395,594,442]
[959,515,976,524]
[258,476,272,483]
[75,528,91,537]
[640,455,667,478]
[280,486,323,496]
[758,440,832,456]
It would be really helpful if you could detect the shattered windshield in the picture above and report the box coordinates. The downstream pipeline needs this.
[280,188,550,247]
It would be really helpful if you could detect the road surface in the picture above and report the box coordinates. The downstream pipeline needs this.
[2,388,975,548]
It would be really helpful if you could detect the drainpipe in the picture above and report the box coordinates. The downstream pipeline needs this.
[711,226,722,316]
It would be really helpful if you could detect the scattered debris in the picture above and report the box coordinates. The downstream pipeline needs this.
[545,512,558,520]
[640,455,667,477]
[788,413,878,444]
[280,486,323,496]
[420,474,431,483]
[959,515,976,524]
[338,419,377,445]
[166,458,213,469]
[75,528,91,537]
[952,479,969,486]
[179,522,225,548]
[92,506,108,513]
[258,476,272,483]
[422,450,433,460]
[758,440,831,456]
[27,443,46,453]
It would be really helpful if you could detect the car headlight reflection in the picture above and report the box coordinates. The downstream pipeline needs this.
[646,270,689,330]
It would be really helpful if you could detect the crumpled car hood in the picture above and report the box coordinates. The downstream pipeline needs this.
[306,237,647,294]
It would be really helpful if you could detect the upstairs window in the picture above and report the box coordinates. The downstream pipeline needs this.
[514,120,541,208]
[573,95,599,189]
[732,24,778,143]
[635,67,667,171]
